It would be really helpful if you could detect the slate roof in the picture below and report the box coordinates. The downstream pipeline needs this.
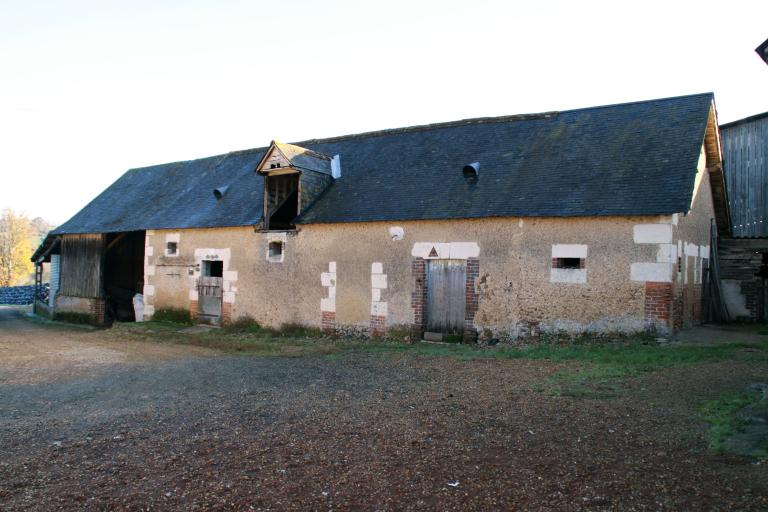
[53,93,714,235]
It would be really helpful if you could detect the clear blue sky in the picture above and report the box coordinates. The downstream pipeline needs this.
[2,0,767,224]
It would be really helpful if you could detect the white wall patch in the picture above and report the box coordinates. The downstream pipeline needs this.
[371,273,387,290]
[633,224,673,244]
[550,268,587,284]
[684,242,699,257]
[631,262,674,283]
[448,242,480,259]
[411,242,479,259]
[320,262,336,313]
[551,244,588,259]
[371,301,388,316]
[321,272,336,287]
[656,244,677,263]
[388,226,404,241]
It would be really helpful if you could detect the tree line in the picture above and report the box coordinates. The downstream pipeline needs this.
[0,209,54,287]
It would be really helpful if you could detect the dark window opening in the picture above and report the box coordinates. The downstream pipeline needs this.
[265,174,299,230]
[268,241,283,261]
[552,257,584,269]
[202,260,223,277]
[166,241,178,255]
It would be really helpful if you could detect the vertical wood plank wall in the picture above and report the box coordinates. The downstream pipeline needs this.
[59,234,104,298]
[721,115,768,237]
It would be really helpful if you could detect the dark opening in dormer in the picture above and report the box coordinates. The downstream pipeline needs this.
[265,174,299,230]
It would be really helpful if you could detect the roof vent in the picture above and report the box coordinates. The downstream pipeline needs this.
[331,155,342,179]
[462,162,480,178]
[213,185,229,200]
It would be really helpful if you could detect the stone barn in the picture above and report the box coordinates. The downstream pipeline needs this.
[33,93,727,340]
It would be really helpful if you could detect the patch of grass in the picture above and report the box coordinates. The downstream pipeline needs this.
[222,315,264,334]
[130,320,191,332]
[345,338,768,398]
[700,390,763,452]
[150,308,192,325]
[54,312,95,325]
[271,323,323,338]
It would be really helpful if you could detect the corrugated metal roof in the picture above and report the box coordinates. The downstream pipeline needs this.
[53,93,714,234]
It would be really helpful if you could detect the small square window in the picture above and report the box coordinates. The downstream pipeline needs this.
[553,257,583,269]
[268,241,284,263]
[166,241,178,256]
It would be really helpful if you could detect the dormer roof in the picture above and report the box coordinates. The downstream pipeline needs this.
[255,141,332,175]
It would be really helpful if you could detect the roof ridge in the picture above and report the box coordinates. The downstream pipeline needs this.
[126,92,714,172]
[291,92,713,146]
[720,109,768,129]
[293,112,559,146]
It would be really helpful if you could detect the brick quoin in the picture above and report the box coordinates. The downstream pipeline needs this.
[189,300,198,322]
[370,315,386,337]
[321,311,336,335]
[464,257,480,343]
[644,281,673,333]
[222,302,233,326]
[411,257,427,340]
[90,298,106,325]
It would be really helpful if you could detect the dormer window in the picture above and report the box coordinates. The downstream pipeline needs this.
[256,141,336,231]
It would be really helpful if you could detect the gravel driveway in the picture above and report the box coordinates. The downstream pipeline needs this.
[1,308,767,510]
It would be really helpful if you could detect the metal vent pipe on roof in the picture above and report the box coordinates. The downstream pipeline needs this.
[213,185,229,200]
[463,162,480,177]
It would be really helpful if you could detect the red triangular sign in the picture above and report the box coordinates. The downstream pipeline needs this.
[428,246,438,258]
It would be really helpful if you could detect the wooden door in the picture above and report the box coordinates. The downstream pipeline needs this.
[426,259,466,334]
[197,276,223,325]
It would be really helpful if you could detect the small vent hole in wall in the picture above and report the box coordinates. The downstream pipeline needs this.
[166,241,178,255]
[269,241,283,261]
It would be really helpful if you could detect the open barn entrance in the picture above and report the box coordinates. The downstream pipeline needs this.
[103,231,145,322]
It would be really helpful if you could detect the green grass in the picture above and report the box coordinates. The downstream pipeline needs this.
[120,321,768,397]
[150,308,193,324]
[700,390,764,452]
[54,312,95,325]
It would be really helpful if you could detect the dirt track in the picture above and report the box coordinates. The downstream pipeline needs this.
[0,309,767,510]
[0,307,215,385]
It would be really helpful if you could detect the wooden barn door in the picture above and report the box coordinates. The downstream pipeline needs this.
[197,260,223,325]
[426,259,466,336]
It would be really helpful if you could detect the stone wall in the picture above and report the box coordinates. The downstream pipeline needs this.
[0,285,37,305]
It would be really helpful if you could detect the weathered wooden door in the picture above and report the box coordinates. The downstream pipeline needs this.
[197,276,223,325]
[426,259,466,334]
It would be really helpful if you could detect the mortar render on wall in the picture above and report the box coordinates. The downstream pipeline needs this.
[143,217,667,337]
[141,201,716,338]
